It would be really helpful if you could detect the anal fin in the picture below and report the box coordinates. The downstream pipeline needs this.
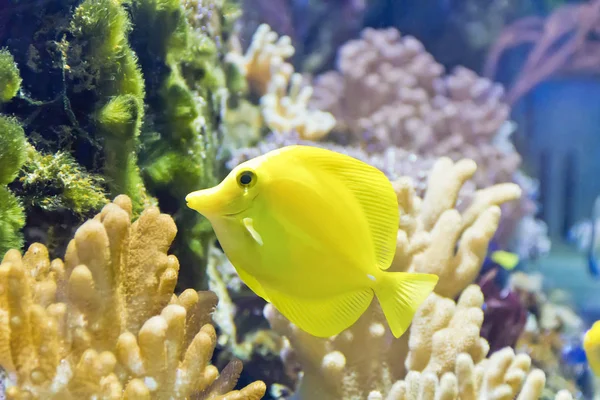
[264,286,374,337]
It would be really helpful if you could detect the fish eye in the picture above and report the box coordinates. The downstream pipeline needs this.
[237,170,256,188]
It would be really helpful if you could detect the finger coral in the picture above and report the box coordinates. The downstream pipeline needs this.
[386,350,573,400]
[227,24,336,140]
[309,27,515,188]
[0,195,266,399]
[391,157,522,298]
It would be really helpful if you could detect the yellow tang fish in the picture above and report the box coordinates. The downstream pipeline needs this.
[584,320,600,376]
[186,145,439,338]
[490,250,520,271]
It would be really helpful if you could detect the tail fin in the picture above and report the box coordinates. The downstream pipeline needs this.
[374,271,439,338]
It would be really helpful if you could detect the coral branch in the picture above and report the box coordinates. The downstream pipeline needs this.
[0,195,266,399]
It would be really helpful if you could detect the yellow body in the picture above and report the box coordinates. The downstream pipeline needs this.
[186,145,438,338]
[584,320,600,376]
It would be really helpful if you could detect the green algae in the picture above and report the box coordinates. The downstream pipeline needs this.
[0,48,22,103]
[126,0,232,287]
[0,116,27,256]
[69,0,151,214]
[0,0,243,285]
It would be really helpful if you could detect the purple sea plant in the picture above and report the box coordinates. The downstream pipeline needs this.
[479,268,528,353]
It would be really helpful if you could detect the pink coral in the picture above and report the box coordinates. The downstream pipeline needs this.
[309,27,518,189]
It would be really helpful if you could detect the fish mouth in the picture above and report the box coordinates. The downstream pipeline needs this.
[223,194,259,217]
[224,209,247,217]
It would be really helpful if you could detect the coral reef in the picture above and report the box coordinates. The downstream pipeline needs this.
[236,0,367,73]
[0,195,266,399]
[0,0,243,286]
[228,24,548,261]
[309,27,515,188]
[227,24,336,141]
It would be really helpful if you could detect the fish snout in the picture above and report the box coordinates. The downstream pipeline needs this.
[185,185,223,215]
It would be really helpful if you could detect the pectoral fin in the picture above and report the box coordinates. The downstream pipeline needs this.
[264,286,374,337]
[243,217,263,246]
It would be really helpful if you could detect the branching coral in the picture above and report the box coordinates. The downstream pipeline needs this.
[0,195,266,399]
[227,24,336,140]
[390,157,521,298]
[265,285,573,400]
[386,349,573,400]
[309,27,516,189]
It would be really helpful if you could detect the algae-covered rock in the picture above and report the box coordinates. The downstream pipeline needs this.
[18,143,108,215]
[126,0,238,286]
[69,0,151,213]
[0,116,27,255]
[0,0,242,285]
[0,116,26,185]
[0,48,22,102]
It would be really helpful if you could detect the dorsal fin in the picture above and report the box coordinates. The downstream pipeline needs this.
[277,145,398,270]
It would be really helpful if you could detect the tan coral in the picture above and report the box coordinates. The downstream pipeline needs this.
[227,23,336,140]
[0,195,266,399]
[380,350,573,400]
[227,23,295,96]
[405,285,489,375]
[260,63,336,140]
[392,157,521,298]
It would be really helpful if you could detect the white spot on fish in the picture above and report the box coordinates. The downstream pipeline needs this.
[367,274,376,281]
[243,218,263,246]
